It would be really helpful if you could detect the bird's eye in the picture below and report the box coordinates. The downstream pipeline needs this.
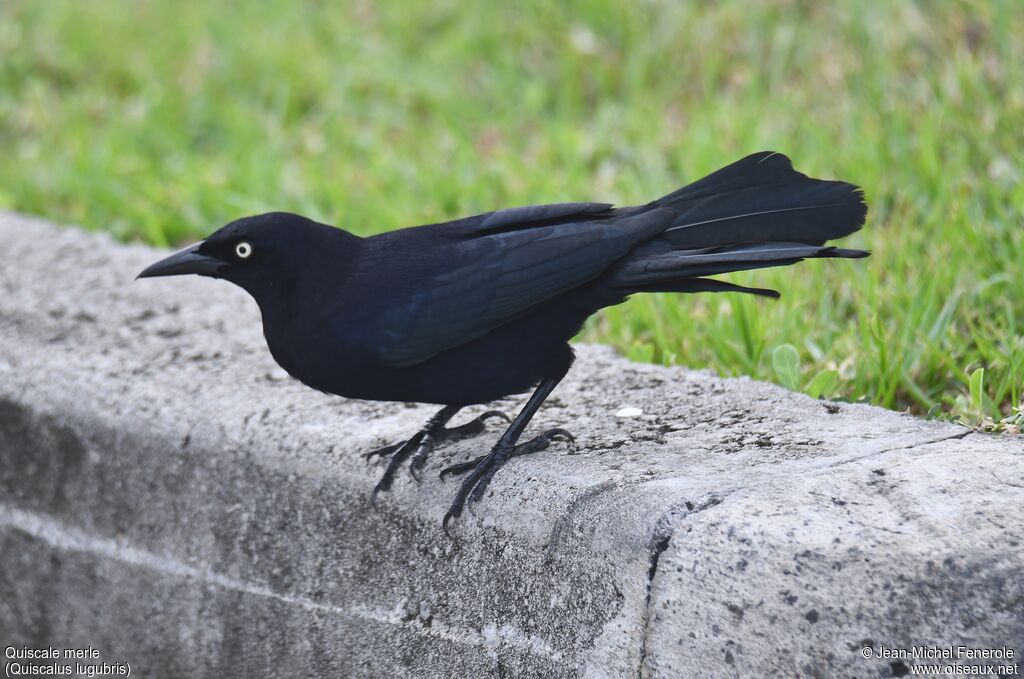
[235,241,253,259]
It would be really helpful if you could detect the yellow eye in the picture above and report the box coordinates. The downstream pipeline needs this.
[235,241,253,259]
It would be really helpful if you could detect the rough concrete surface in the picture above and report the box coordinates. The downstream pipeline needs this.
[1,211,1022,678]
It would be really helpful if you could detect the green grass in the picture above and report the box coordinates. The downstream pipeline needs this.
[2,0,1022,425]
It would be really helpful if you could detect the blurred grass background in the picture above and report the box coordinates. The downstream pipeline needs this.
[2,0,1022,425]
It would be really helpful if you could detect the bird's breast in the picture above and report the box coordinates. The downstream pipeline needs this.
[260,314,392,399]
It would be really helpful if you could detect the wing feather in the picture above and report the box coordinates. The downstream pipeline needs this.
[370,210,667,367]
[474,202,613,233]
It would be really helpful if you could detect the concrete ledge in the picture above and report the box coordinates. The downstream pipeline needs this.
[1,211,1022,677]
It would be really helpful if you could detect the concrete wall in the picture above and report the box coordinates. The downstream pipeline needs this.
[1,212,1022,678]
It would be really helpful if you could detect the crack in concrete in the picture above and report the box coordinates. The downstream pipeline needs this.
[824,429,973,469]
[636,495,724,678]
[0,504,567,664]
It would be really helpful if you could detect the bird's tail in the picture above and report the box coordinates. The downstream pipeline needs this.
[606,151,868,298]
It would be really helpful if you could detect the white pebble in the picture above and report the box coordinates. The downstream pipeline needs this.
[615,406,643,418]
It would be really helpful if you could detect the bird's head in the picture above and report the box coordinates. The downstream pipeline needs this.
[137,212,356,303]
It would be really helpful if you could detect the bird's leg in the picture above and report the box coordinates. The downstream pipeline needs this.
[367,405,509,503]
[440,370,570,532]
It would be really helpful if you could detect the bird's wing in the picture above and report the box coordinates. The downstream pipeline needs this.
[469,202,614,234]
[367,209,667,368]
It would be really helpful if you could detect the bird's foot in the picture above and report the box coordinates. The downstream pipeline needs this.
[407,410,511,479]
[440,428,574,533]
[367,410,510,503]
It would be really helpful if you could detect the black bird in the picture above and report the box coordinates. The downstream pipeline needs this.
[138,151,867,530]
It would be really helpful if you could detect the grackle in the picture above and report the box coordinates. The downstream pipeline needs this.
[138,152,868,531]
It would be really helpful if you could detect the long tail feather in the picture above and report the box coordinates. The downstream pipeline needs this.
[602,152,868,298]
[656,151,867,248]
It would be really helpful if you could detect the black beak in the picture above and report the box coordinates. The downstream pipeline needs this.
[137,242,225,279]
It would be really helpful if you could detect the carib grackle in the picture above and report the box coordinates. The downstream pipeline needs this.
[138,151,867,530]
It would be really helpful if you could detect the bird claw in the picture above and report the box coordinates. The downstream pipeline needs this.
[438,457,482,480]
[367,408,510,501]
[543,428,575,444]
[439,427,574,532]
[364,441,402,461]
[408,439,433,482]
[442,410,510,440]
[442,508,459,537]
[439,427,573,479]
[369,430,424,500]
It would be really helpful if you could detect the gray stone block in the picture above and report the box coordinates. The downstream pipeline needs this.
[1,211,1021,677]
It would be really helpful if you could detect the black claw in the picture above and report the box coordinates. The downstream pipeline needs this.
[442,410,511,440]
[443,444,509,521]
[442,508,459,537]
[545,428,574,443]
[367,431,426,503]
[439,428,574,526]
[439,456,485,480]
[364,441,402,461]
[449,465,487,516]
[369,408,507,493]
[468,469,499,505]
[408,441,431,482]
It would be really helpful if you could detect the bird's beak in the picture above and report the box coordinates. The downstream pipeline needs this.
[136,242,225,279]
